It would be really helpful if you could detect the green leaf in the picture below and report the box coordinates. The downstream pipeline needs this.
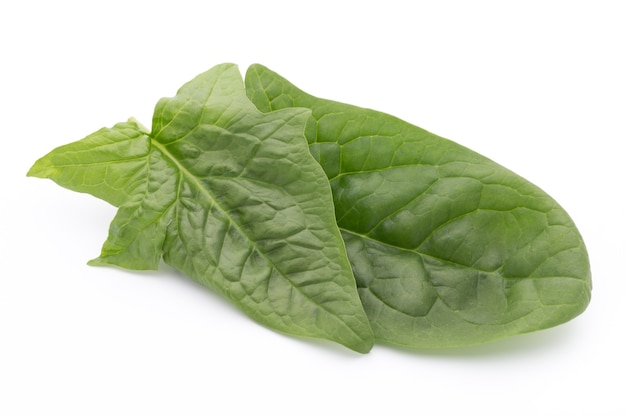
[28,63,374,353]
[245,64,592,348]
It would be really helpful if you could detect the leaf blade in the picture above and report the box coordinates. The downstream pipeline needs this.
[245,64,592,348]
[28,64,374,353]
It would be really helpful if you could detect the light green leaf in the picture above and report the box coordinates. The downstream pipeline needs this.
[28,63,374,353]
[246,64,592,348]
[26,119,151,207]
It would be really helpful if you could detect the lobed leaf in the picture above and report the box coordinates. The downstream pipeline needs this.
[28,64,374,353]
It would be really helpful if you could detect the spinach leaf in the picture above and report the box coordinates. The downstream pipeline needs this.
[245,64,592,348]
[28,64,374,353]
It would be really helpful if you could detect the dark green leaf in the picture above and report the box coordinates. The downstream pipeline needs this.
[246,64,592,348]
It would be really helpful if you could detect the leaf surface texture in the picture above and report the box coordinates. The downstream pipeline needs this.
[245,64,592,347]
[28,64,374,353]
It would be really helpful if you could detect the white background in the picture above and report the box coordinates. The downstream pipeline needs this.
[1,1,624,416]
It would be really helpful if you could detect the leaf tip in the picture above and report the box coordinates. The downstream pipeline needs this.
[87,257,108,267]
[26,157,53,179]
[353,337,375,354]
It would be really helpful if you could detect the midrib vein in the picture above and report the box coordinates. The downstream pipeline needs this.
[151,139,364,338]
[339,228,500,275]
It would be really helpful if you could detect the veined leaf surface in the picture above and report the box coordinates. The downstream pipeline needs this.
[245,64,592,348]
[28,64,374,353]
